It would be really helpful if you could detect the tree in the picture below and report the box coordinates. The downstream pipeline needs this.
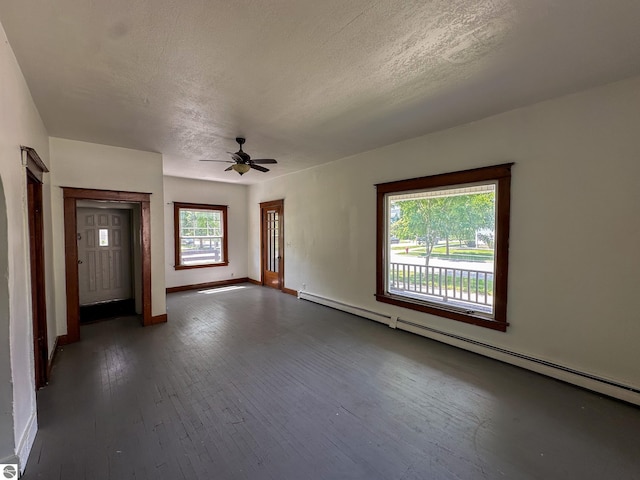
[180,210,221,237]
[448,193,494,248]
[391,198,447,266]
[391,191,495,266]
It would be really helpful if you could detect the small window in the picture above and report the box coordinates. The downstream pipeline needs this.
[375,164,512,331]
[98,229,109,246]
[174,202,228,269]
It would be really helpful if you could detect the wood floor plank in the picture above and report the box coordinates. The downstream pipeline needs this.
[22,284,640,479]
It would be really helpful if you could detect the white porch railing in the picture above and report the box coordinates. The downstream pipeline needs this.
[389,262,493,308]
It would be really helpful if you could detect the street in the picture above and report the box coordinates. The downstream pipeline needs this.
[389,250,494,273]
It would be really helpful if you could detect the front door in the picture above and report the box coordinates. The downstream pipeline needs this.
[260,200,284,289]
[77,208,132,305]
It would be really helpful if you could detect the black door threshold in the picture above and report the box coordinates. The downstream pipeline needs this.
[80,298,136,324]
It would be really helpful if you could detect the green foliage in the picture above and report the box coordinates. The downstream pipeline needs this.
[390,191,494,266]
[180,209,222,237]
[448,192,495,244]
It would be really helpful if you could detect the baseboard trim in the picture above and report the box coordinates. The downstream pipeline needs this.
[56,334,70,346]
[15,409,37,474]
[299,291,390,324]
[148,314,168,325]
[299,291,640,406]
[282,287,298,297]
[247,278,261,285]
[166,277,249,294]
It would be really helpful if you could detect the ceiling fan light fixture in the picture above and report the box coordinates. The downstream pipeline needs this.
[199,137,276,175]
[232,163,251,175]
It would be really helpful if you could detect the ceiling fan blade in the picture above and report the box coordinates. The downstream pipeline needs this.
[250,159,277,164]
[250,164,270,173]
[200,159,234,163]
[227,152,243,162]
[224,165,234,171]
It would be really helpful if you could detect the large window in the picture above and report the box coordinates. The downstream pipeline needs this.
[376,164,512,331]
[174,202,228,269]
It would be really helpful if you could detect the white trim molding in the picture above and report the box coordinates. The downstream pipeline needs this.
[15,410,37,474]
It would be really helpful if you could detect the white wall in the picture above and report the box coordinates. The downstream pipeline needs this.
[0,180,12,463]
[49,138,166,326]
[164,176,248,288]
[0,19,51,469]
[248,75,640,399]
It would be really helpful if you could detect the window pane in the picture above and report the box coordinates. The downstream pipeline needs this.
[178,208,225,266]
[99,229,109,246]
[387,183,496,317]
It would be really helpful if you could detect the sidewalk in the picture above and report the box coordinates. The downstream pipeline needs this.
[389,251,494,273]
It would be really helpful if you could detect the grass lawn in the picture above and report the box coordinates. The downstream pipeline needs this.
[432,246,493,256]
[391,271,493,297]
[393,243,492,256]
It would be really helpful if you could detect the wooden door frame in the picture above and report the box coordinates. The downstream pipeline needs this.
[22,146,49,389]
[26,169,48,388]
[259,199,284,290]
[62,187,158,344]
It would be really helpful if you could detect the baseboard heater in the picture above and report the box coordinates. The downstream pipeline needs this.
[298,291,639,405]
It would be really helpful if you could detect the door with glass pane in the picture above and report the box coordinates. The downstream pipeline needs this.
[77,207,132,305]
[260,200,284,289]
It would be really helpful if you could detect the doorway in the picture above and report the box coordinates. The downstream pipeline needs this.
[62,188,156,344]
[27,172,48,388]
[260,199,284,290]
[77,205,136,323]
[23,146,49,389]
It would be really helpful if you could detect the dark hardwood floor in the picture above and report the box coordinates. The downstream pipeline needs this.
[24,284,640,479]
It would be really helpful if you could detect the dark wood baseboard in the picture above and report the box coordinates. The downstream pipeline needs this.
[282,287,298,297]
[47,336,60,379]
[148,314,168,325]
[246,279,296,296]
[166,277,250,294]
[57,334,70,346]
[168,277,295,299]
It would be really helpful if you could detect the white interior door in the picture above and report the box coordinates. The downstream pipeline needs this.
[78,208,132,305]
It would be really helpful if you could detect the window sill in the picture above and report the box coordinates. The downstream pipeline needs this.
[175,262,229,270]
[375,293,508,332]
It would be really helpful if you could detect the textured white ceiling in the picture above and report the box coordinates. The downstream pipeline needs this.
[1,0,639,184]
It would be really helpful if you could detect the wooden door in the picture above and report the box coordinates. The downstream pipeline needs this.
[260,200,284,289]
[77,208,132,305]
[27,173,48,388]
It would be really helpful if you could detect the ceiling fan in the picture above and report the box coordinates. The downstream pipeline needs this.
[200,137,277,175]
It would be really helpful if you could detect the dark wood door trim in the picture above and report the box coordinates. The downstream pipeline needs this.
[259,199,284,290]
[27,171,48,388]
[22,146,49,183]
[62,187,153,343]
